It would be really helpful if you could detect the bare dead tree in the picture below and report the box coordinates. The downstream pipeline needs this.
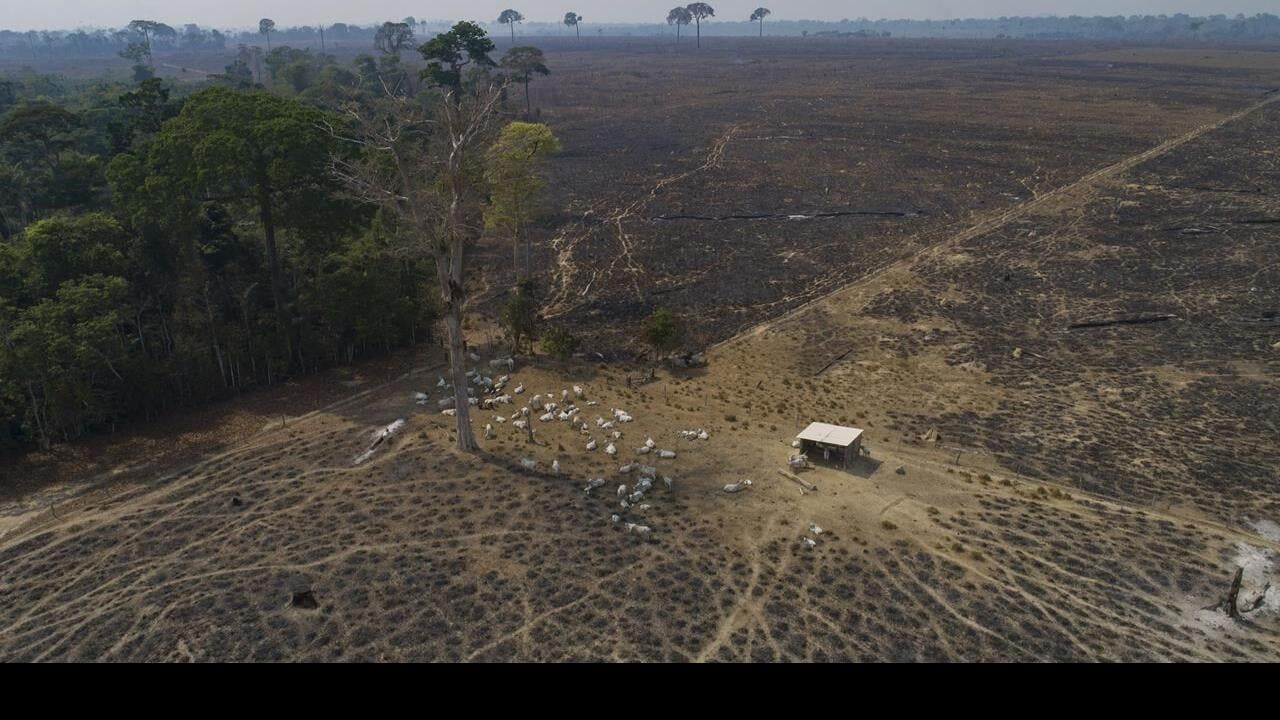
[326,78,508,451]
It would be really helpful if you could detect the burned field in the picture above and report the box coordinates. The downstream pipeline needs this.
[853,98,1280,524]
[1,41,1279,662]
[1,353,1274,662]
[523,39,1280,351]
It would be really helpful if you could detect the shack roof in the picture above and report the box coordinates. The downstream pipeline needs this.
[796,422,864,447]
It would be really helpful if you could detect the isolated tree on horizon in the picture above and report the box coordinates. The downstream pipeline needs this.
[564,12,583,39]
[126,20,164,68]
[497,9,525,42]
[685,3,715,47]
[750,7,771,37]
[256,17,273,51]
[667,7,692,42]
[500,46,550,117]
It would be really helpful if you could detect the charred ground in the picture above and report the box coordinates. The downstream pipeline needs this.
[518,39,1280,353]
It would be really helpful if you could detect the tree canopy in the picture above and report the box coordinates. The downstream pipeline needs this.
[667,7,693,41]
[500,46,550,116]
[375,22,416,56]
[751,7,773,33]
[497,10,525,42]
[686,3,716,46]
[484,121,560,282]
[643,309,684,357]
[418,21,497,93]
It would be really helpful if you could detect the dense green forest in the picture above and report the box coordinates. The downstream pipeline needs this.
[0,25,548,452]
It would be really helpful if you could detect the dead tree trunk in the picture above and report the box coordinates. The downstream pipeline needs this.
[1217,567,1244,619]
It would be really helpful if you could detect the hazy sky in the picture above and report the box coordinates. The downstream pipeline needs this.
[6,1,1274,31]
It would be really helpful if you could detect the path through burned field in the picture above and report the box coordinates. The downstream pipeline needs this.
[513,40,1280,354]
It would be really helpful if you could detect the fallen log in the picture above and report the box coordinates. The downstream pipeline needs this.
[814,346,857,376]
[1068,314,1177,330]
[651,209,924,222]
[1162,225,1223,235]
[777,468,817,491]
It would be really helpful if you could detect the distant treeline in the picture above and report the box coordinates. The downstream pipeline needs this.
[0,23,384,60]
[4,13,1280,60]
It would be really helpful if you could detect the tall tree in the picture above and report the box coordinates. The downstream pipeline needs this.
[126,20,162,68]
[667,7,693,42]
[333,23,509,451]
[418,21,497,95]
[564,12,583,39]
[375,21,416,56]
[686,3,715,47]
[500,46,550,117]
[750,8,772,36]
[497,9,525,43]
[259,18,276,51]
[484,121,560,284]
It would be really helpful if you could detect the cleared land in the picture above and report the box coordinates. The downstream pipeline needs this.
[521,40,1280,351]
[1,40,1278,662]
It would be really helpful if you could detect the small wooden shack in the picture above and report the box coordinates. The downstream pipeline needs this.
[796,422,864,470]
